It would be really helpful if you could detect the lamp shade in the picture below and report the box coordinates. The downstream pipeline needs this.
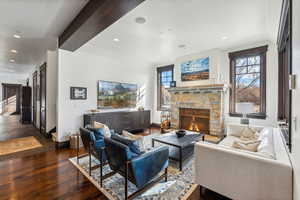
[236,102,255,114]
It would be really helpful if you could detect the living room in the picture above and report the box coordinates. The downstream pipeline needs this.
[0,0,300,199]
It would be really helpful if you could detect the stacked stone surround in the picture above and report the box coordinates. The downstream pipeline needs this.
[168,84,226,136]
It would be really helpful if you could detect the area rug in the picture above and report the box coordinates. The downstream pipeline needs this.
[69,134,197,200]
[0,136,43,156]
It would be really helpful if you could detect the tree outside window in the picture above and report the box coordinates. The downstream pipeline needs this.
[157,65,174,111]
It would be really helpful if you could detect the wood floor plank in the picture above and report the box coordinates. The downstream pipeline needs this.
[0,149,107,200]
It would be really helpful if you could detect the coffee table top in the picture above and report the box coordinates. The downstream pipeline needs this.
[152,131,204,148]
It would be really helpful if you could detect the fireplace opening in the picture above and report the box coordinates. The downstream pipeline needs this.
[179,108,210,134]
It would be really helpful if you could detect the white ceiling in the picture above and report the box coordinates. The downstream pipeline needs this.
[0,0,88,76]
[79,0,282,67]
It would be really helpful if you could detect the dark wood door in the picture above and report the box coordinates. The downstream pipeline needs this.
[40,63,46,135]
[32,71,37,127]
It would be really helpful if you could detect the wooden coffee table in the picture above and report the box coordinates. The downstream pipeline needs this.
[152,131,204,171]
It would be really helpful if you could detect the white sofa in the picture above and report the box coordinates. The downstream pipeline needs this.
[195,124,293,200]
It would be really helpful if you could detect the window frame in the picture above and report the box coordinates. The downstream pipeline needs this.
[157,65,174,111]
[277,0,292,152]
[229,45,268,119]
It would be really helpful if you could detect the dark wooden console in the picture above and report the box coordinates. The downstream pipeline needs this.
[83,110,151,133]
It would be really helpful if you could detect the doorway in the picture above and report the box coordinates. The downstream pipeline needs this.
[1,84,21,116]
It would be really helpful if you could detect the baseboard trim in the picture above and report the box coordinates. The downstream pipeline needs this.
[55,140,70,149]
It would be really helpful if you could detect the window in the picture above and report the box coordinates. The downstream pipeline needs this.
[229,45,268,119]
[157,65,174,111]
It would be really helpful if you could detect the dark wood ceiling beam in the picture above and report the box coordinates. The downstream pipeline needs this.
[59,0,145,51]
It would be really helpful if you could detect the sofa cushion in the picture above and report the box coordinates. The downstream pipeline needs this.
[94,121,111,138]
[111,134,144,155]
[86,126,105,140]
[240,127,258,141]
[227,124,245,137]
[257,128,276,159]
[232,140,261,152]
[227,124,264,137]
[122,130,146,152]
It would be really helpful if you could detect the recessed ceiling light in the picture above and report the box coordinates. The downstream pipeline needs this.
[178,44,186,48]
[13,34,21,39]
[11,49,18,53]
[10,59,15,63]
[135,17,146,24]
[221,36,228,40]
[113,38,120,42]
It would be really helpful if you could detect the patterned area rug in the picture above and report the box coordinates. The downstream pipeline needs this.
[69,134,197,200]
[0,136,43,156]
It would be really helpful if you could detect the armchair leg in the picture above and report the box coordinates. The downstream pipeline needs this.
[126,171,167,200]
[100,154,103,187]
[165,168,168,182]
[199,185,205,197]
[125,161,129,200]
[89,146,91,176]
[77,134,79,164]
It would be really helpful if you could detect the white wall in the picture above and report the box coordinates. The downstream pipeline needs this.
[46,50,58,132]
[152,41,278,128]
[57,49,154,142]
[291,0,300,198]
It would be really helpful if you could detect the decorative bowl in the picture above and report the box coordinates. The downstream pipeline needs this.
[176,129,186,138]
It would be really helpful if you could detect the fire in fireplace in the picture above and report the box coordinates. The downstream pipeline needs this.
[179,108,210,134]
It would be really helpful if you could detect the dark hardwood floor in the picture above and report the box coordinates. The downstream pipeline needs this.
[0,148,107,200]
[0,115,55,161]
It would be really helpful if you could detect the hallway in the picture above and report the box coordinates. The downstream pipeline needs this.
[0,115,55,161]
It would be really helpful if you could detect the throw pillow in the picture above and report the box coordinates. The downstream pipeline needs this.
[232,140,261,152]
[227,124,245,137]
[240,127,258,141]
[122,130,145,152]
[111,134,144,155]
[94,121,111,138]
[86,126,105,140]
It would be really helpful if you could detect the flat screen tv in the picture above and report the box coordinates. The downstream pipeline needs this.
[97,80,137,109]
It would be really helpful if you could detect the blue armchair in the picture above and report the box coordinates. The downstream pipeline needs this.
[103,137,169,200]
[79,127,107,176]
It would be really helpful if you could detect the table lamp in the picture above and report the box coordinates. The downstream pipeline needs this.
[236,102,255,125]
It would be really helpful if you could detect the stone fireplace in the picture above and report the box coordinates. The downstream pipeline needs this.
[168,84,226,136]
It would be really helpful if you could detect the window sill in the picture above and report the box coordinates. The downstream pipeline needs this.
[157,108,171,112]
[229,113,267,119]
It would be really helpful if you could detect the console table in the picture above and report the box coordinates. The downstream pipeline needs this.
[83,110,151,133]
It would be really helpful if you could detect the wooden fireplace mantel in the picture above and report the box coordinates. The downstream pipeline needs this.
[167,84,228,93]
